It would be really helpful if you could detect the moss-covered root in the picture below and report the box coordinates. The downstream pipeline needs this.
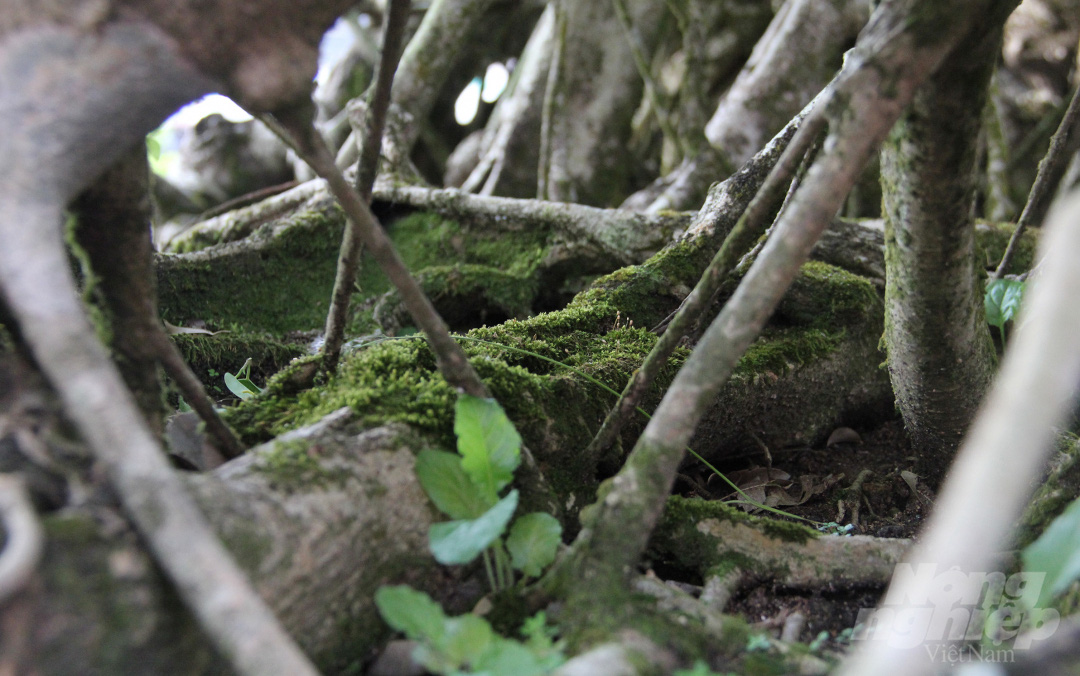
[650,497,909,588]
[25,418,447,673]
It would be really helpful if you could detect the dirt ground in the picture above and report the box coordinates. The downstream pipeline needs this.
[665,418,928,652]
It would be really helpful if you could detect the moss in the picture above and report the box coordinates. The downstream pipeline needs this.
[218,521,276,573]
[157,208,345,334]
[172,332,304,398]
[734,327,842,383]
[975,220,1039,274]
[254,438,346,490]
[43,513,101,544]
[357,211,549,296]
[650,496,818,577]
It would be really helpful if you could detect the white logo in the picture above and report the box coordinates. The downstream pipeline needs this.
[851,564,1059,653]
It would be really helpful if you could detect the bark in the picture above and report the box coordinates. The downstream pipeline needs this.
[0,3,357,672]
[538,0,668,206]
[623,0,867,212]
[838,181,1080,676]
[391,0,501,151]
[11,412,445,674]
[450,5,555,197]
[545,0,1006,651]
[70,148,167,435]
[880,17,1003,478]
[704,0,867,169]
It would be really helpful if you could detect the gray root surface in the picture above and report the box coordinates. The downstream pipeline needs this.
[0,4,353,673]
[20,415,443,674]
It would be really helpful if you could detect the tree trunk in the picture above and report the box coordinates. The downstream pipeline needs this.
[880,20,1003,479]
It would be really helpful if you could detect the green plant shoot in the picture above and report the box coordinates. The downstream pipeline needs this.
[985,278,1025,348]
[224,358,263,400]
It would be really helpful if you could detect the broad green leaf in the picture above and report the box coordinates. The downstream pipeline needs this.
[474,637,557,676]
[374,586,448,643]
[416,449,494,519]
[224,372,256,400]
[1000,279,1025,322]
[985,278,1025,329]
[237,377,263,395]
[1023,495,1080,606]
[439,614,495,669]
[455,395,521,500]
[429,490,518,565]
[506,512,562,578]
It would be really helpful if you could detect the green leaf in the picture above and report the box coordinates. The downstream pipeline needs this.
[429,490,518,565]
[439,614,495,670]
[374,586,448,643]
[416,450,494,519]
[1022,495,1080,606]
[985,278,1025,329]
[224,372,256,400]
[506,512,562,578]
[473,637,556,676]
[237,377,263,395]
[1000,279,1025,322]
[520,611,558,652]
[455,395,521,500]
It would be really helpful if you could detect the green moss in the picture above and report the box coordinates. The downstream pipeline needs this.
[172,332,304,398]
[734,327,841,383]
[650,496,818,577]
[356,211,550,298]
[44,513,101,544]
[157,208,344,334]
[975,220,1039,274]
[255,438,344,490]
[219,521,276,572]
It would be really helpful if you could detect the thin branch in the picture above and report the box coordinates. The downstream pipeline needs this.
[321,0,412,374]
[0,474,43,604]
[154,328,246,459]
[261,112,490,398]
[586,79,832,461]
[552,0,986,603]
[537,0,569,201]
[994,84,1080,279]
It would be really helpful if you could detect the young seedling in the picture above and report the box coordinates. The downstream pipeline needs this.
[985,277,1025,349]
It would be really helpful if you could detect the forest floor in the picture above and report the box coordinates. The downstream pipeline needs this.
[660,417,926,655]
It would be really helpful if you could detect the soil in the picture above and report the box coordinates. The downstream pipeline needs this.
[665,417,931,653]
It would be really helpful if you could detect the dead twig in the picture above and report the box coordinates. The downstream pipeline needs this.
[321,0,412,375]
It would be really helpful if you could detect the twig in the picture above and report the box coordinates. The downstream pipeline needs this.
[552,0,982,605]
[537,1,569,201]
[260,112,489,398]
[994,84,1080,279]
[321,0,412,374]
[153,328,246,458]
[585,79,831,462]
[0,475,43,604]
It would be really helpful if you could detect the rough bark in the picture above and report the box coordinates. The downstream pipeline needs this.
[12,412,444,674]
[70,148,167,434]
[0,2,357,672]
[704,0,867,169]
[839,181,1080,676]
[881,20,1003,478]
[544,0,1004,654]
[450,5,555,197]
[539,0,668,206]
